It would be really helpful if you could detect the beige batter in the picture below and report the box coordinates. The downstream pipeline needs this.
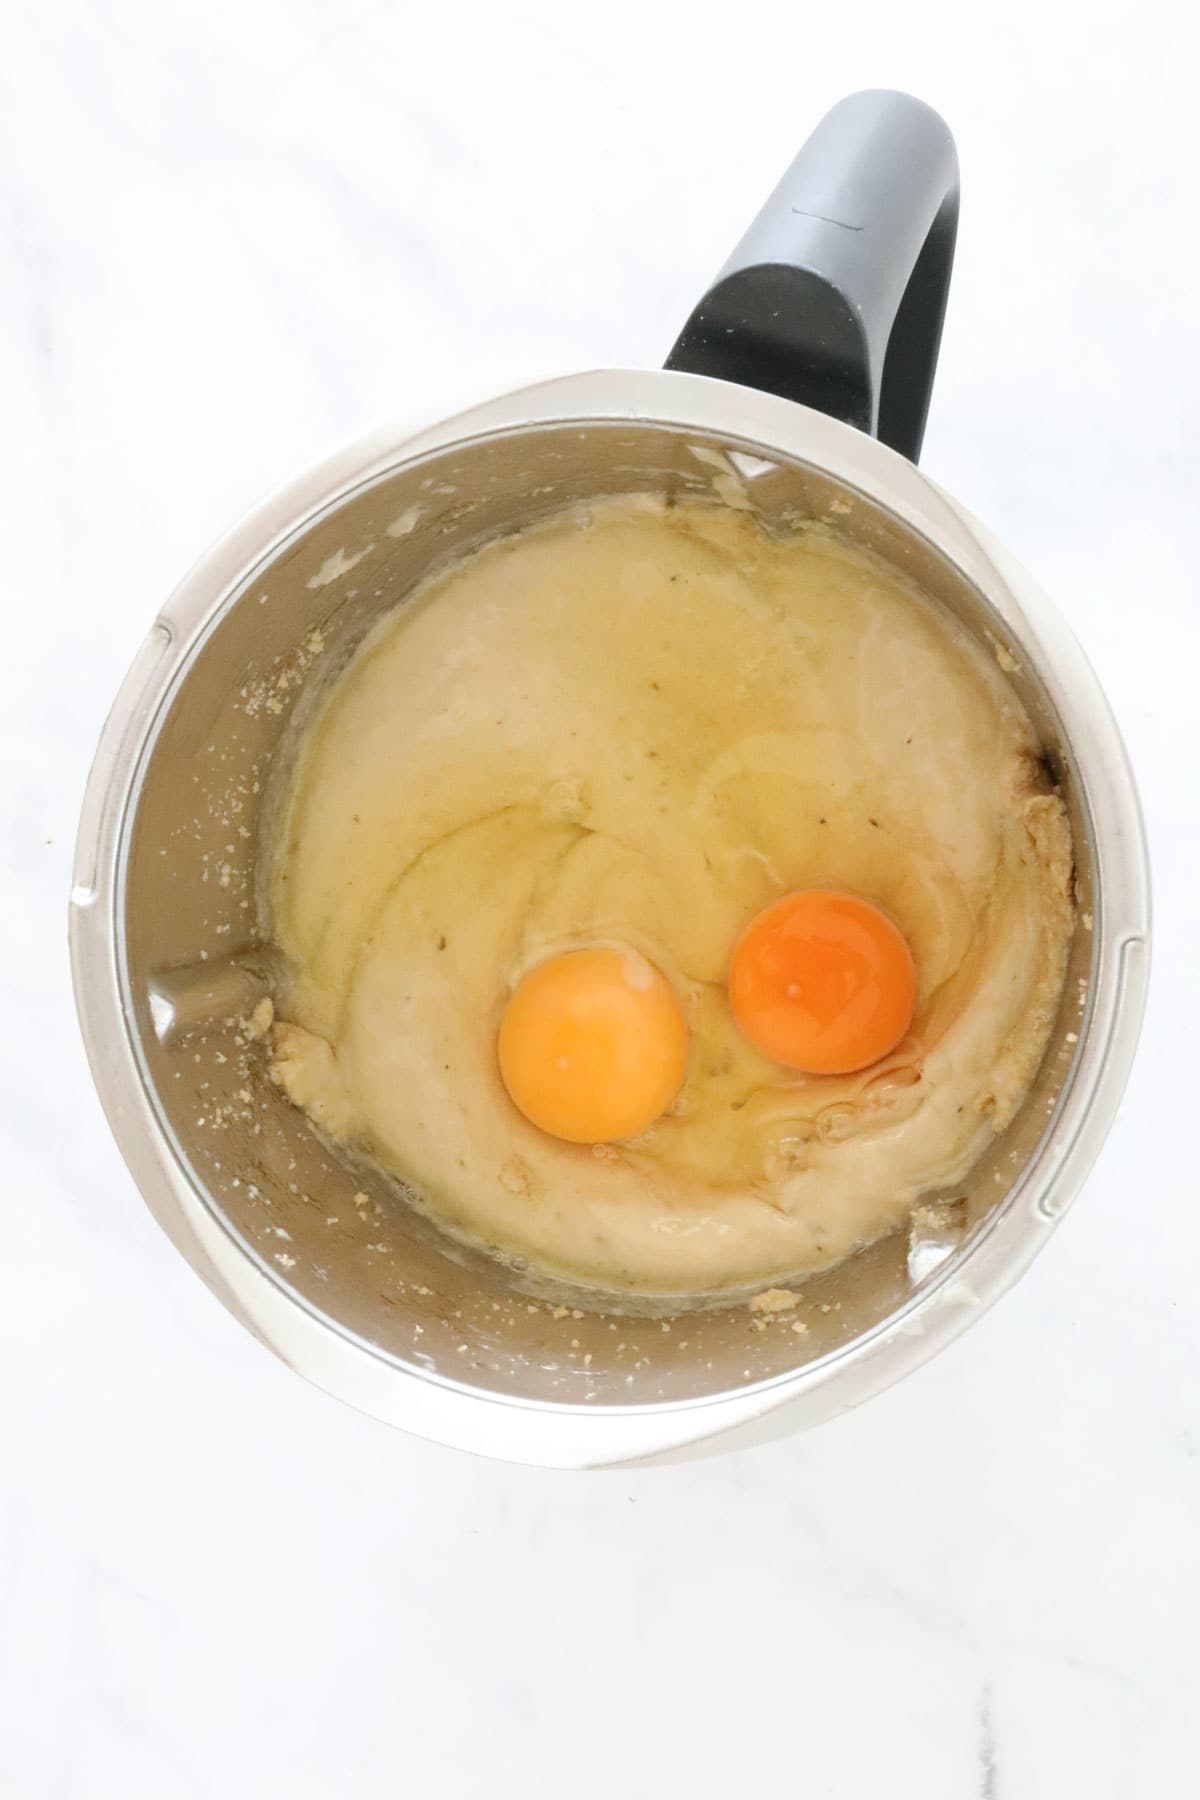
[265,495,1073,1303]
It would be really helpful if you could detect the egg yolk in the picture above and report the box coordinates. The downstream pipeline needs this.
[728,889,916,1075]
[498,946,689,1144]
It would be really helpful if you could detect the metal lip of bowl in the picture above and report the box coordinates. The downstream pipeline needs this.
[70,370,1151,1467]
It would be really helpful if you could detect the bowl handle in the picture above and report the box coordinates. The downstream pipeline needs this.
[665,90,958,463]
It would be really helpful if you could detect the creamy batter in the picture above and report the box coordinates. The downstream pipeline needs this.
[265,496,1073,1303]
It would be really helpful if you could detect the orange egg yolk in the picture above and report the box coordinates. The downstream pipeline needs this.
[498,946,689,1144]
[728,889,916,1075]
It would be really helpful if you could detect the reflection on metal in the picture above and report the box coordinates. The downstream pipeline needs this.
[907,1196,970,1285]
[147,956,271,1045]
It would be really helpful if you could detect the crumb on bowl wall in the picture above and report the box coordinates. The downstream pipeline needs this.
[246,996,274,1041]
[748,1287,800,1315]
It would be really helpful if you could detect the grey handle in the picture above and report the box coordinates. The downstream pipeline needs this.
[665,91,959,463]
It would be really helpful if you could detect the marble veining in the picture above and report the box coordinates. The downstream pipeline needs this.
[978,1686,999,1800]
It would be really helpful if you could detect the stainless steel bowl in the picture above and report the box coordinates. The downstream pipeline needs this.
[70,369,1149,1466]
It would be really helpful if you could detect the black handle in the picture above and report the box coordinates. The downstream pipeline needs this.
[665,91,959,463]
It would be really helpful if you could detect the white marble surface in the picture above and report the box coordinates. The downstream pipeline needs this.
[3,2,1198,1793]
